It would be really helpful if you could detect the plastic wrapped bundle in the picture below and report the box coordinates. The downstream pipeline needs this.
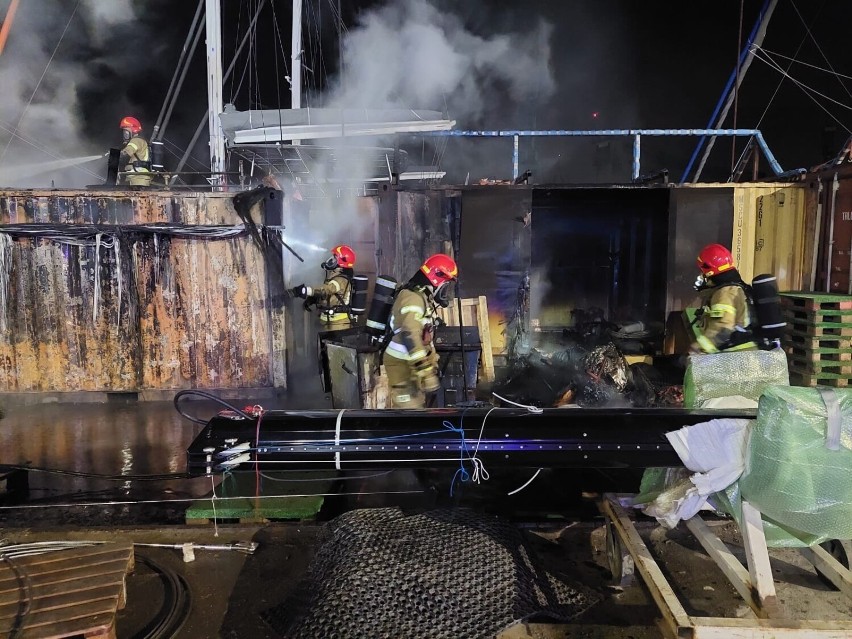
[683,348,789,408]
[737,386,852,544]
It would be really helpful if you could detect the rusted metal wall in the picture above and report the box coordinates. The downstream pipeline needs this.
[0,189,275,392]
[811,165,852,293]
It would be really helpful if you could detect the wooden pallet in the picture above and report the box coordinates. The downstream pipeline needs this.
[788,357,852,375]
[783,344,852,362]
[784,308,852,324]
[781,292,852,311]
[784,332,852,350]
[0,542,134,639]
[785,322,852,338]
[789,368,851,388]
[435,295,495,383]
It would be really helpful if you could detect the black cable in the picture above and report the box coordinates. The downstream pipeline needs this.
[0,465,190,481]
[173,389,255,425]
[132,554,192,639]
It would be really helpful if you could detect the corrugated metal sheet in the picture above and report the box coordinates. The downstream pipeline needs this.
[729,184,807,289]
[0,190,275,392]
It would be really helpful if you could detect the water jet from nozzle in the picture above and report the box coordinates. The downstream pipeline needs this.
[283,238,328,253]
[0,154,104,185]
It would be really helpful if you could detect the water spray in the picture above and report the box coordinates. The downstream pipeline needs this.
[0,154,104,185]
[283,238,328,253]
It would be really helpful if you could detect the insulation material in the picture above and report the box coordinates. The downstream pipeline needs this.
[683,348,789,408]
[263,508,599,639]
[636,418,751,528]
[733,386,852,546]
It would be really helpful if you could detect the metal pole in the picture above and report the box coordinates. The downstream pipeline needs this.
[205,0,225,182]
[632,134,640,181]
[291,0,303,145]
[512,135,519,180]
[175,0,267,179]
[691,0,778,182]
[156,14,204,142]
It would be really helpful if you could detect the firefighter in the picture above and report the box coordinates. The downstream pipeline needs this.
[291,245,357,330]
[384,253,458,408]
[118,116,152,187]
[690,244,758,354]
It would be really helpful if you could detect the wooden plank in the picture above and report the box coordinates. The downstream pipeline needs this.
[16,612,115,639]
[0,598,117,633]
[787,323,852,338]
[0,586,121,620]
[0,573,123,607]
[684,515,769,619]
[781,292,852,311]
[799,545,852,598]
[785,308,852,323]
[789,369,851,388]
[476,296,495,383]
[600,496,692,636]
[0,544,131,569]
[0,560,131,595]
[739,501,779,615]
[691,617,852,639]
[782,344,852,362]
[787,357,852,375]
[785,333,852,349]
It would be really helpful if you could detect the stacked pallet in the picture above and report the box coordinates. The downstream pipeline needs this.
[781,292,852,388]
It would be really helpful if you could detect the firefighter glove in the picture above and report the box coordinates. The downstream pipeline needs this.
[303,295,318,311]
[291,284,310,299]
[412,357,440,393]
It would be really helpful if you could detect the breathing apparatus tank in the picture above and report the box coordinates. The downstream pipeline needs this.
[350,274,369,315]
[750,273,786,344]
[151,139,165,173]
[365,275,398,338]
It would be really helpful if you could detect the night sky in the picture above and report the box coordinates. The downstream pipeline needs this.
[4,0,852,184]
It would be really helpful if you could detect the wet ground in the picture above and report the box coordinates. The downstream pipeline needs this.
[0,398,850,637]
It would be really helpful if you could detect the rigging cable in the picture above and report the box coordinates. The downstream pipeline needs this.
[788,0,852,102]
[0,0,81,163]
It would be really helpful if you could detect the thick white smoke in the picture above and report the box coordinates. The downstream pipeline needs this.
[331,0,555,122]
[0,1,137,188]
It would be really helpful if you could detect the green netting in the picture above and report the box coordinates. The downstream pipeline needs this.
[733,386,852,546]
[683,348,789,408]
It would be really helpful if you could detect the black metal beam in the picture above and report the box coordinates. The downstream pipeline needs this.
[186,407,754,475]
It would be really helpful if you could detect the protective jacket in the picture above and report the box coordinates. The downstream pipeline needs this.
[313,270,352,328]
[385,287,437,363]
[384,285,441,408]
[695,282,757,353]
[120,136,152,186]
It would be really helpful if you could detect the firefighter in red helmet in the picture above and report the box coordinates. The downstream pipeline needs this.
[291,245,358,330]
[384,253,458,408]
[118,116,152,187]
[691,244,757,353]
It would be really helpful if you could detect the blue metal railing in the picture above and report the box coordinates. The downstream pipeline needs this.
[424,128,784,181]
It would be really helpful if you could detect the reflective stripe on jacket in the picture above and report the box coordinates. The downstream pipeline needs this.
[385,287,434,362]
[696,284,755,353]
[313,271,351,324]
[121,136,150,172]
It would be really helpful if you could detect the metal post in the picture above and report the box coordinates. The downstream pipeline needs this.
[205,0,225,182]
[512,135,519,180]
[291,0,303,145]
[632,134,641,181]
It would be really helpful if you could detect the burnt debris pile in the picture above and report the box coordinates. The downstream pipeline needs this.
[494,308,683,408]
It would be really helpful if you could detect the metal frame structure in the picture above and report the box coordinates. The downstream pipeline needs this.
[425,128,786,183]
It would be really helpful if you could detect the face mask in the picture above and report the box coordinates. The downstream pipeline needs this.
[433,282,452,308]
[694,274,707,290]
[322,256,338,271]
[122,129,131,143]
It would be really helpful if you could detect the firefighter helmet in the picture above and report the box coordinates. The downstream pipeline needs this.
[697,244,734,277]
[323,244,356,270]
[119,116,142,134]
[420,253,458,287]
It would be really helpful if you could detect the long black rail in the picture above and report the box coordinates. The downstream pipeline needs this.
[186,407,754,475]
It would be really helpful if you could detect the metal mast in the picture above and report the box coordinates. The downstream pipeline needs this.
[291,0,303,144]
[205,0,225,181]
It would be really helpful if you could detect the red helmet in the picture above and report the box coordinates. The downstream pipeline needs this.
[119,116,142,134]
[697,244,734,277]
[420,253,458,287]
[328,244,356,268]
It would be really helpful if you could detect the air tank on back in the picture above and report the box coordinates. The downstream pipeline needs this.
[751,273,786,342]
[350,274,369,315]
[365,275,398,338]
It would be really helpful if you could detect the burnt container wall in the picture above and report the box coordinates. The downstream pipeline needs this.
[531,188,670,329]
[813,166,852,293]
[457,187,533,356]
[0,190,275,392]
